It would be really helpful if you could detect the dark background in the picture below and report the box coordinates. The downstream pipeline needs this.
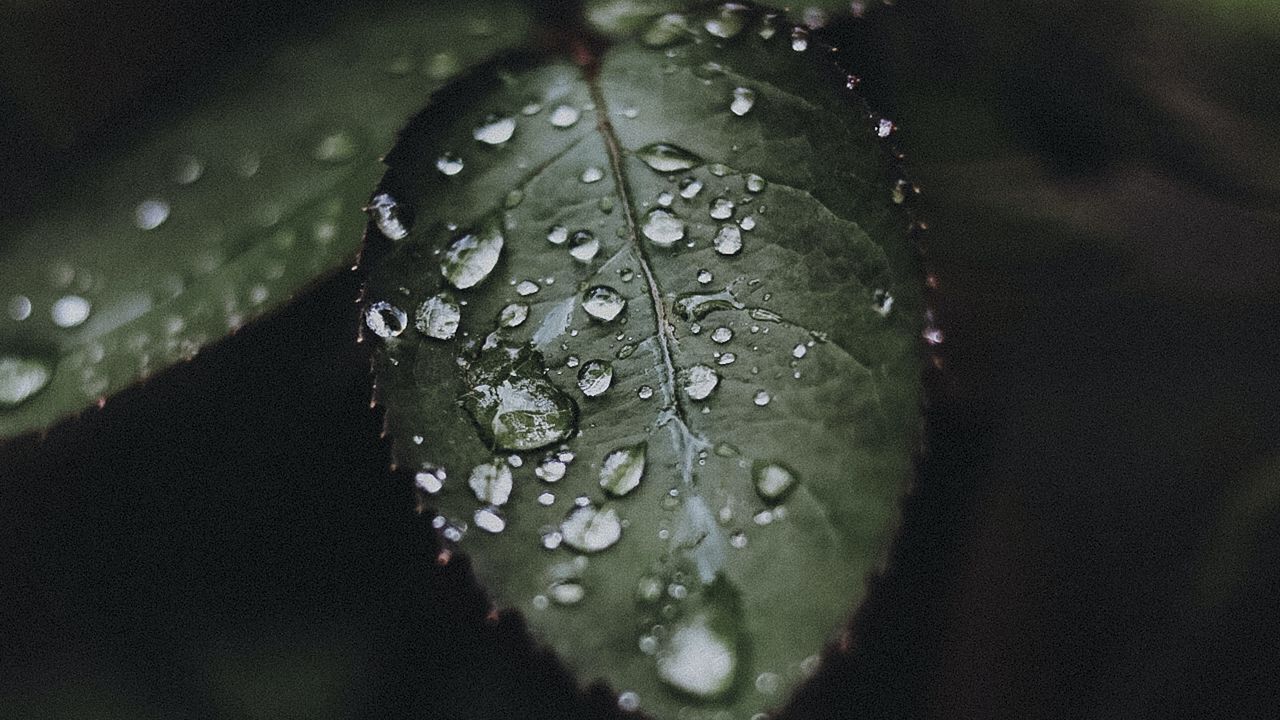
[3,1,1279,718]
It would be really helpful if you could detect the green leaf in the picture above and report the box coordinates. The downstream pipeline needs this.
[363,5,920,717]
[0,0,532,438]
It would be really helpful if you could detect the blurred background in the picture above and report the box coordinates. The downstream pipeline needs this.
[2,0,1278,718]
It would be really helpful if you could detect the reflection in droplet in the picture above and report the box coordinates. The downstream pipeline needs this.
[560,503,622,552]
[0,354,52,409]
[683,364,719,401]
[51,295,91,328]
[469,461,514,505]
[365,301,407,338]
[642,208,685,247]
[569,230,600,262]
[474,114,517,145]
[754,461,798,502]
[441,225,504,289]
[549,105,581,128]
[637,143,702,173]
[415,293,461,340]
[436,152,465,176]
[599,443,646,497]
[134,199,170,230]
[581,286,626,322]
[577,359,614,397]
[713,225,743,256]
[367,193,410,240]
[730,87,756,116]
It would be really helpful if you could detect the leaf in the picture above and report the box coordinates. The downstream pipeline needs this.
[0,0,532,439]
[362,4,921,718]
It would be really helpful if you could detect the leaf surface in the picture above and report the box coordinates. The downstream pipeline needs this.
[363,5,920,717]
[0,0,531,438]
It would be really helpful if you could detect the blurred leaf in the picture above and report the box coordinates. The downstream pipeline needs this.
[0,0,532,439]
[362,5,920,717]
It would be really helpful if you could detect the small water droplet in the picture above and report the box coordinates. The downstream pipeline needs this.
[617,691,640,712]
[637,143,702,173]
[739,215,757,231]
[746,174,767,193]
[474,506,506,533]
[873,289,894,317]
[51,295,91,328]
[697,269,714,285]
[425,51,460,79]
[436,152,465,176]
[704,3,748,38]
[560,503,622,552]
[577,359,614,397]
[569,230,600,262]
[0,354,52,409]
[365,301,407,338]
[498,303,529,328]
[505,189,525,208]
[580,166,605,183]
[7,295,32,321]
[637,385,654,400]
[172,154,203,184]
[679,177,704,199]
[792,343,807,359]
[641,208,685,247]
[682,364,719,401]
[536,456,567,482]
[711,326,733,344]
[754,461,798,502]
[134,199,170,230]
[538,491,556,506]
[717,352,736,365]
[474,114,517,145]
[441,225,503,289]
[730,530,748,548]
[414,467,445,494]
[516,280,540,296]
[313,131,357,163]
[469,461,514,505]
[877,118,895,138]
[600,443,646,497]
[753,389,771,406]
[730,87,756,116]
[657,191,674,207]
[713,225,743,255]
[755,672,780,695]
[549,105,581,128]
[549,580,585,605]
[415,292,461,340]
[581,286,626,322]
[790,27,810,51]
[710,197,735,220]
[546,225,569,245]
[367,193,410,240]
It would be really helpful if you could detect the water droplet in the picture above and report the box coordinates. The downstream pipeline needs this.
[746,174,767,193]
[682,364,719,401]
[425,51,460,79]
[536,456,567,483]
[505,189,524,208]
[474,506,506,533]
[569,230,600,262]
[697,269,714,285]
[549,105,581,128]
[754,461,798,502]
[600,443,646,497]
[638,385,655,400]
[656,580,742,700]
[549,580,585,605]
[792,343,808,359]
[618,691,640,712]
[641,208,685,247]
[711,326,733,344]
[753,389,771,406]
[172,154,203,184]
[790,27,810,51]
[367,193,410,240]
[923,325,944,345]
[749,307,782,323]
[637,143,702,172]
[415,293,461,340]
[560,503,622,552]
[469,461,514,505]
[436,152,465,176]
[713,225,743,255]
[643,13,691,47]
[516,280,540,296]
[0,354,52,409]
[739,215,757,231]
[7,295,32,321]
[755,671,781,694]
[710,197,735,220]
[680,177,704,199]
[51,295,91,328]
[414,467,445,494]
[546,225,569,245]
[461,344,578,451]
[134,199,170,230]
[441,225,503,289]
[616,343,637,359]
[498,303,529,328]
[365,301,407,338]
[581,286,626,322]
[877,118,894,138]
[313,131,357,162]
[657,191,674,207]
[474,114,516,145]
[730,87,756,116]
[580,166,605,183]
[873,289,894,317]
[717,352,736,365]
[577,359,614,398]
[675,288,744,321]
[704,3,748,38]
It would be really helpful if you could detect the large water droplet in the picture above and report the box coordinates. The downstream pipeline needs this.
[436,153,465,176]
[577,359,614,397]
[713,225,743,256]
[549,105,581,128]
[460,343,578,452]
[655,578,743,700]
[367,193,410,240]
[469,461,514,505]
[754,461,798,502]
[560,503,622,552]
[641,209,685,247]
[704,3,748,38]
[581,286,626,322]
[498,302,529,328]
[569,230,600,263]
[473,114,516,145]
[365,301,407,338]
[51,295,91,328]
[415,292,461,340]
[599,443,646,497]
[682,364,720,401]
[0,354,52,409]
[637,143,702,173]
[730,87,756,116]
[440,224,503,289]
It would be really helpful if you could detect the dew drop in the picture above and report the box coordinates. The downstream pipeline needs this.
[792,343,807,359]
[753,390,771,406]
[469,461,514,505]
[0,354,52,409]
[657,191,674,207]
[599,443,646,497]
[682,364,719,401]
[713,225,743,256]
[754,461,798,502]
[498,303,529,328]
[709,197,735,220]
[549,105,581,128]
[440,225,503,289]
[474,506,506,533]
[536,456,567,483]
[172,154,203,184]
[680,177,704,199]
[538,491,556,506]
[460,344,578,451]
[637,143,702,173]
[516,280,540,296]
[790,27,810,51]
[367,193,410,240]
[414,467,445,494]
[365,301,407,338]
[746,173,767,193]
[415,292,461,340]
[730,87,756,116]
[637,385,654,400]
[577,359,614,397]
[547,225,569,245]
[134,199,170,230]
[7,295,32,321]
[436,153,465,176]
[697,269,713,284]
[739,215,757,231]
[51,295,91,328]
[549,581,585,605]
[581,286,626,322]
[473,114,516,145]
[711,326,733,344]
[425,51,460,79]
[580,166,605,183]
[755,672,781,695]
[717,352,736,366]
[569,230,600,262]
[560,503,622,552]
[641,208,685,247]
